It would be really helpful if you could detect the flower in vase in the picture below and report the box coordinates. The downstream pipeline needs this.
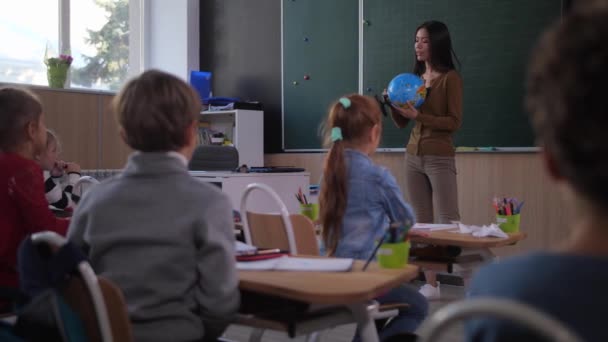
[45,54,73,68]
[44,51,73,88]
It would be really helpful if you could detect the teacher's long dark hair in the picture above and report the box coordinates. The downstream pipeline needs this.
[413,20,461,75]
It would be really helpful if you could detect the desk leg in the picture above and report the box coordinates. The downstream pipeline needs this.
[349,303,379,342]
[479,247,496,263]
[248,328,264,342]
[457,247,497,288]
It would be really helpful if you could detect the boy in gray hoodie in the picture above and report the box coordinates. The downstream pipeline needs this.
[68,69,239,342]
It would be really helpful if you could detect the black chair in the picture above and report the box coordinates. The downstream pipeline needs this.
[188,145,239,171]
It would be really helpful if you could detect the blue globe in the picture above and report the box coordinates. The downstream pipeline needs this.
[387,73,427,108]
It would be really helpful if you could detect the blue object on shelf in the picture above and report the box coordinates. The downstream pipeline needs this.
[190,70,212,103]
[207,97,239,106]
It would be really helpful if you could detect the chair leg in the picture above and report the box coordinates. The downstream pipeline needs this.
[305,331,321,342]
[350,303,380,342]
[248,328,264,342]
[217,338,238,342]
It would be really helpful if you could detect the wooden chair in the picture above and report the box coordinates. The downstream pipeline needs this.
[238,183,404,341]
[31,232,133,342]
[61,276,132,342]
[240,182,302,254]
[244,212,319,256]
[416,298,583,342]
[239,183,355,341]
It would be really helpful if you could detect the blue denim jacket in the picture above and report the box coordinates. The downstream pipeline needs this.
[329,149,415,260]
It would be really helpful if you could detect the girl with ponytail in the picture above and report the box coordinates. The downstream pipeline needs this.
[319,94,428,340]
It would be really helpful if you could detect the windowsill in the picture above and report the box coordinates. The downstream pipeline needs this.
[0,81,116,96]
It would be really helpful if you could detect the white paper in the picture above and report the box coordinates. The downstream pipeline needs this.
[456,223,508,238]
[275,257,353,272]
[235,241,257,254]
[412,223,459,231]
[237,256,353,272]
[237,257,283,270]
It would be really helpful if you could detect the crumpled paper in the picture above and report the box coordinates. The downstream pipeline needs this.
[456,222,508,238]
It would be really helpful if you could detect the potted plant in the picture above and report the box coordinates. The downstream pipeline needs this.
[44,49,73,88]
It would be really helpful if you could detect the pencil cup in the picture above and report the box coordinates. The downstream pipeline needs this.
[377,241,410,269]
[496,214,520,233]
[300,203,319,221]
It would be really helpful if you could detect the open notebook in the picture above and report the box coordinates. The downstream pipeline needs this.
[237,256,353,272]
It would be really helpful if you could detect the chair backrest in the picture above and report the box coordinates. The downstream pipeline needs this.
[246,212,319,256]
[30,232,132,342]
[189,145,239,171]
[73,176,100,197]
[240,183,301,254]
[289,214,320,256]
[416,298,583,342]
[62,276,132,342]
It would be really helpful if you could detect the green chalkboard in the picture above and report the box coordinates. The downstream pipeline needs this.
[363,0,561,149]
[282,0,358,150]
[282,0,562,150]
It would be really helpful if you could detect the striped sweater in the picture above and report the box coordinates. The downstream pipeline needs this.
[43,171,81,210]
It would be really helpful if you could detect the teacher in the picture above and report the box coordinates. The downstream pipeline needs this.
[388,20,463,300]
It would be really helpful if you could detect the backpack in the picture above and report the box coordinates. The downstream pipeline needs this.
[0,236,89,341]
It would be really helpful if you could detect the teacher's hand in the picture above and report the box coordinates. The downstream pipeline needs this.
[391,102,419,119]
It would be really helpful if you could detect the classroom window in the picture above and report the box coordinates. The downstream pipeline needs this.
[0,0,133,91]
[0,0,59,86]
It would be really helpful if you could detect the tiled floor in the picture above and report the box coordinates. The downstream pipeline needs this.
[222,282,466,342]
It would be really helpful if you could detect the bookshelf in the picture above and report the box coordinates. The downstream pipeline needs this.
[198,110,264,167]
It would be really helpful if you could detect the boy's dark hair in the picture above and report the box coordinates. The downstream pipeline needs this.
[113,69,202,152]
[526,7,608,207]
[0,87,43,152]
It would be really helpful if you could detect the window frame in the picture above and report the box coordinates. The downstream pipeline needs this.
[56,0,142,89]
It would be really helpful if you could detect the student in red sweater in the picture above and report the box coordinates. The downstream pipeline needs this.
[0,87,69,301]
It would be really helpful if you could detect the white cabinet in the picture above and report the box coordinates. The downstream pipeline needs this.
[190,171,310,214]
[198,110,264,167]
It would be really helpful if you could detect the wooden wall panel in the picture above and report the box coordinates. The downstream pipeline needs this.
[16,86,127,170]
[35,89,100,169]
[265,152,576,256]
[100,96,131,169]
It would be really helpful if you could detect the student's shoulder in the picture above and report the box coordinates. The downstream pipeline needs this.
[185,175,223,192]
[444,69,463,85]
[76,176,121,204]
[372,164,399,187]
[184,175,230,203]
[445,69,461,78]
[3,154,43,176]
[470,252,564,296]
[475,252,554,277]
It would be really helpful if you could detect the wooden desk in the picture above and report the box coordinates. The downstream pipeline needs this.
[409,230,527,282]
[238,261,418,342]
[410,231,527,248]
[240,261,418,305]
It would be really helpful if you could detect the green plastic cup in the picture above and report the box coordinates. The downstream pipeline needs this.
[377,241,410,269]
[496,214,520,233]
[300,203,319,221]
[47,65,69,88]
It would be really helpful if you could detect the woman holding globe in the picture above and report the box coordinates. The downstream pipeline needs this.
[387,20,463,300]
